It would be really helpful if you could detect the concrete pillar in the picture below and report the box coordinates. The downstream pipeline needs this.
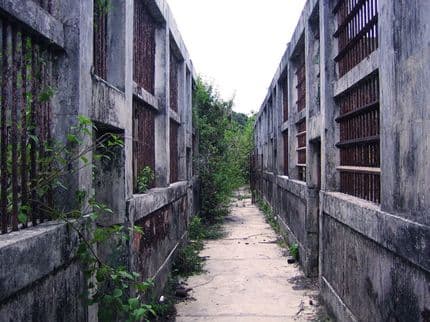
[178,61,187,181]
[319,0,338,193]
[52,0,94,210]
[107,0,127,91]
[379,0,430,226]
[318,0,338,283]
[154,23,169,187]
[304,7,321,277]
[123,0,134,200]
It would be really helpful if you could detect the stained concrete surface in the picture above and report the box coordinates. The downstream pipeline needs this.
[176,189,324,321]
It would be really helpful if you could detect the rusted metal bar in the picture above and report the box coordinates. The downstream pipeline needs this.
[334,16,378,62]
[283,132,288,176]
[0,18,55,233]
[336,72,380,203]
[30,41,39,226]
[1,20,9,233]
[133,99,156,192]
[336,135,379,148]
[170,120,179,183]
[296,60,306,112]
[20,35,29,228]
[45,51,54,215]
[334,0,368,38]
[170,47,179,112]
[337,166,380,174]
[134,0,156,94]
[93,0,108,79]
[334,0,378,76]
[11,28,19,231]
[38,47,47,222]
[283,78,288,122]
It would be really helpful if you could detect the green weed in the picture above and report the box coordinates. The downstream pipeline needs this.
[289,243,299,260]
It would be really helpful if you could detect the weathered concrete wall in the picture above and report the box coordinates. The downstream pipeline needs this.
[0,222,85,320]
[253,0,430,320]
[0,0,198,320]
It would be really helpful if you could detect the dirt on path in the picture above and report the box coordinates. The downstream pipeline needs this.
[175,189,326,322]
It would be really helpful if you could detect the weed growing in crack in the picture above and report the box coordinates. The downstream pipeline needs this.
[255,194,300,260]
[256,195,280,234]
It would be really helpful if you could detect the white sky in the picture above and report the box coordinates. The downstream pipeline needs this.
[167,0,307,115]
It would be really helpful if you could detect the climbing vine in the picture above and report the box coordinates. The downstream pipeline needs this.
[40,115,157,322]
[28,114,155,321]
[2,83,156,320]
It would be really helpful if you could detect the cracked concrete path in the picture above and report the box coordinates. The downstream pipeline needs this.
[175,189,323,322]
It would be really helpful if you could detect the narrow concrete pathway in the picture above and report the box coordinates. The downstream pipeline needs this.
[175,189,323,321]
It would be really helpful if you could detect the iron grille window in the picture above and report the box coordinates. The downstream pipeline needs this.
[296,120,306,181]
[170,49,179,112]
[93,0,108,79]
[333,0,379,76]
[133,99,156,192]
[283,131,289,176]
[0,20,54,233]
[335,72,380,203]
[283,78,288,122]
[134,0,156,94]
[170,121,179,183]
[296,55,306,112]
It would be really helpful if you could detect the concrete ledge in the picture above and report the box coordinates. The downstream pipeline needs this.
[92,78,127,129]
[321,277,358,322]
[333,51,379,97]
[281,121,289,133]
[133,83,160,111]
[0,260,85,321]
[129,181,188,222]
[0,222,79,303]
[294,109,307,124]
[322,191,430,272]
[0,0,64,48]
[169,109,181,124]
[263,171,276,183]
[276,176,307,200]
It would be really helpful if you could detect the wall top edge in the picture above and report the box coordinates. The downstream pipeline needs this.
[255,0,319,123]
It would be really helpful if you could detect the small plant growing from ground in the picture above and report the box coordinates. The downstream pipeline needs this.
[289,243,299,260]
[146,276,179,321]
[255,194,301,262]
[256,195,280,234]
[172,240,204,277]
[137,166,155,193]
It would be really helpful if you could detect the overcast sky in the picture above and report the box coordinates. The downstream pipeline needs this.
[167,0,306,115]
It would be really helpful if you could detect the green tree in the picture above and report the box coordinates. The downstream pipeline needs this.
[193,79,255,223]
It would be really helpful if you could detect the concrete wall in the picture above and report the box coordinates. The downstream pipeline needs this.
[253,0,430,321]
[0,0,198,320]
